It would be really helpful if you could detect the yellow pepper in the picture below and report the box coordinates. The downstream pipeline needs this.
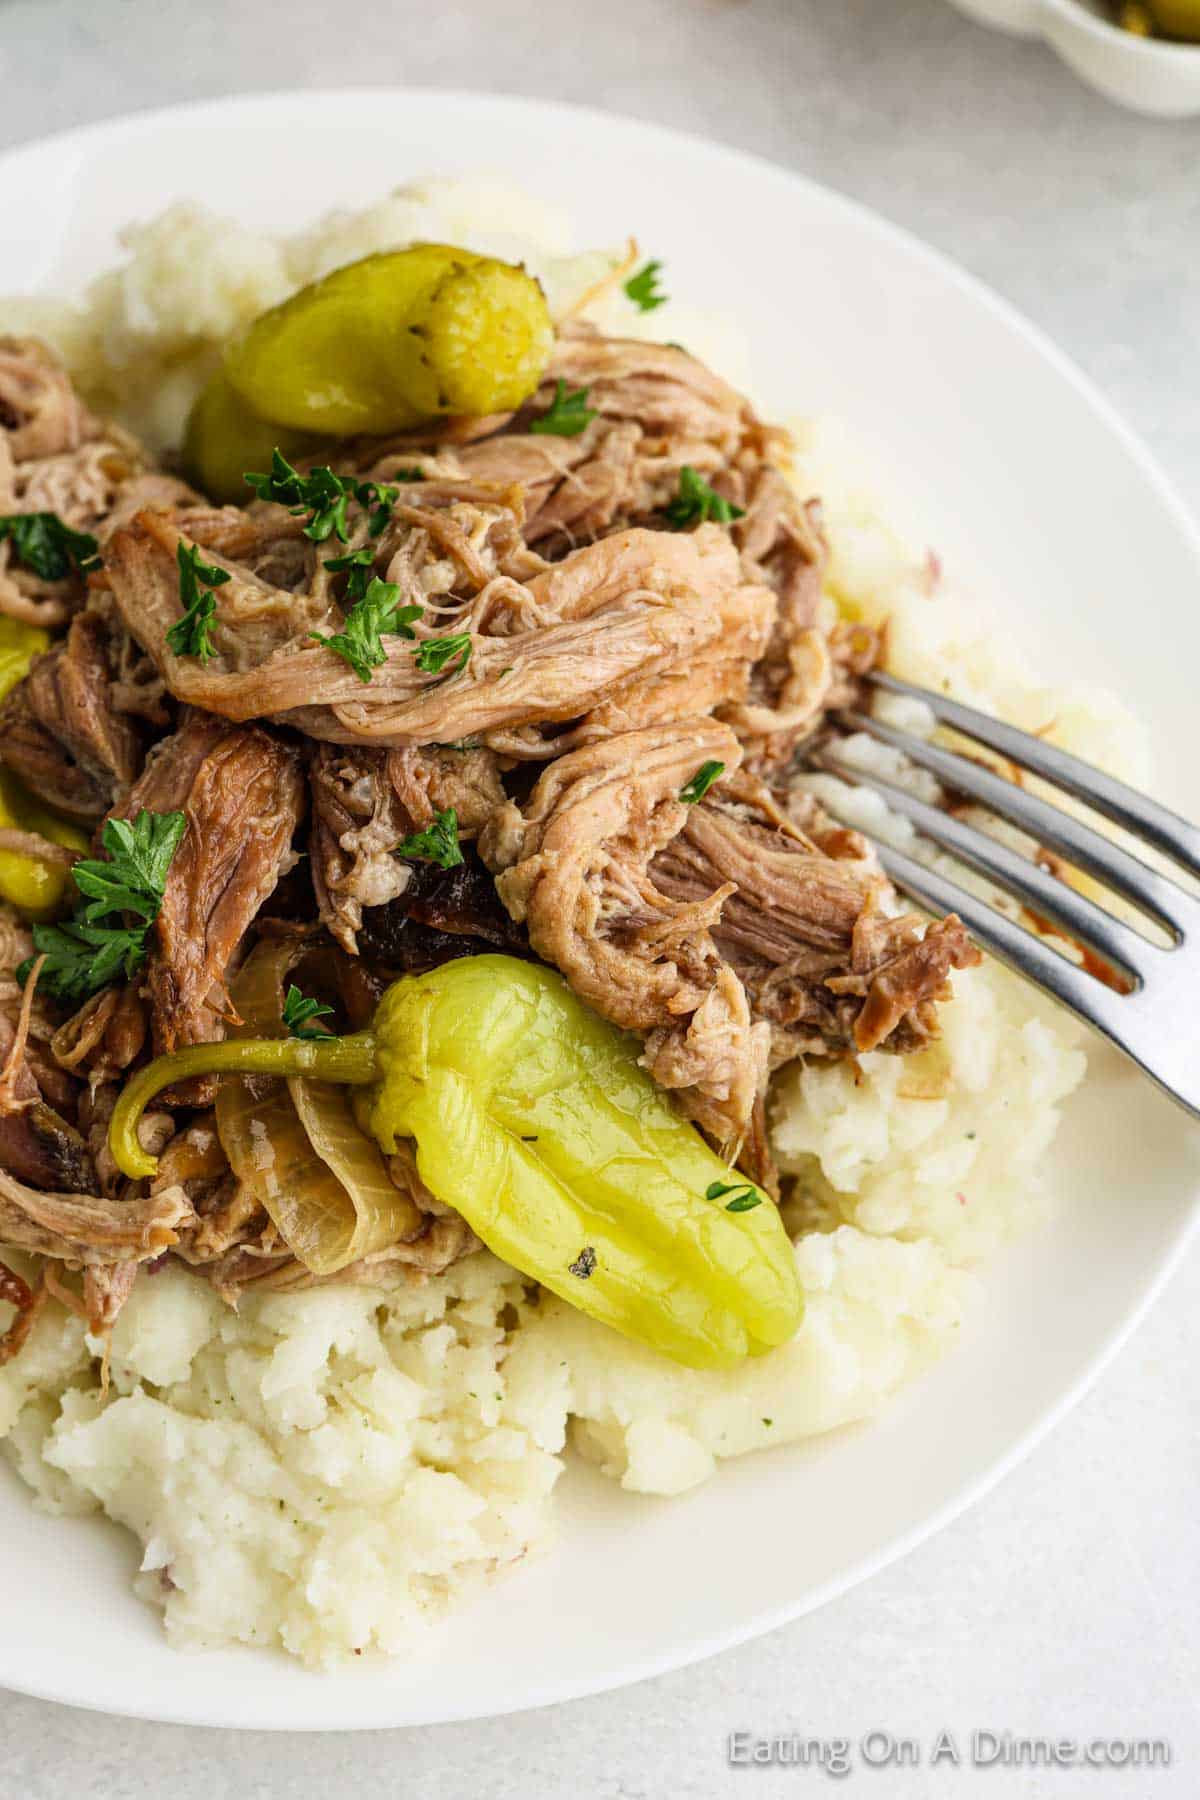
[221,244,554,437]
[182,369,332,506]
[0,615,49,704]
[108,956,803,1369]
[0,619,87,917]
[0,767,89,919]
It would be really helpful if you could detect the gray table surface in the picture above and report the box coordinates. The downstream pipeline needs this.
[0,0,1197,1792]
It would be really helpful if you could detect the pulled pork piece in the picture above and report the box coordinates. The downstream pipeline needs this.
[0,967,92,1191]
[0,1043,91,1192]
[310,746,414,954]
[0,1259,48,1364]
[721,495,835,767]
[0,611,143,822]
[310,742,506,953]
[386,744,505,834]
[82,1259,140,1335]
[0,337,95,463]
[0,1164,192,1264]
[652,772,979,1060]
[50,983,147,1087]
[0,337,183,629]
[480,719,768,1150]
[105,510,763,753]
[827,905,980,1053]
[114,710,305,1058]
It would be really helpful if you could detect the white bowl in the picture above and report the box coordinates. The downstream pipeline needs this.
[948,0,1200,113]
[1,90,1199,1730]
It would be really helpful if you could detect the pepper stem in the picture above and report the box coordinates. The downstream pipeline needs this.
[109,1032,378,1181]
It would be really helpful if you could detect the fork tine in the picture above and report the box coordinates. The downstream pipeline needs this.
[869,670,1200,879]
[814,747,1150,983]
[869,839,1127,1039]
[836,708,1193,939]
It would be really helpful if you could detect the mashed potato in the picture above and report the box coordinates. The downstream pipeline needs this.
[0,180,1129,1665]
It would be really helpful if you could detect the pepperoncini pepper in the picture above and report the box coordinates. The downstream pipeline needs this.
[221,244,554,437]
[0,616,49,704]
[109,956,803,1369]
[0,619,88,916]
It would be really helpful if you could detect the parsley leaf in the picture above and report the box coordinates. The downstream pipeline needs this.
[18,809,187,1003]
[282,984,336,1040]
[244,448,309,506]
[324,546,377,602]
[665,466,746,530]
[245,451,401,543]
[351,477,400,537]
[679,760,725,805]
[414,633,471,676]
[0,512,100,582]
[396,806,464,870]
[19,919,147,1002]
[624,259,668,314]
[309,577,423,684]
[73,812,188,924]
[705,1179,762,1214]
[167,542,232,661]
[529,379,597,438]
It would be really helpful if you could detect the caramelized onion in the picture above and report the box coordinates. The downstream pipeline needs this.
[215,940,420,1274]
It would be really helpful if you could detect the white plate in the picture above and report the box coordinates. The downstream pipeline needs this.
[1,90,1198,1731]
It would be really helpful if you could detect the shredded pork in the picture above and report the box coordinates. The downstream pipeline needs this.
[0,323,978,1340]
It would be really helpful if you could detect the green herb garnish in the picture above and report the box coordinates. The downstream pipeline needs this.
[167,541,232,661]
[396,806,464,870]
[704,1179,762,1214]
[72,812,189,924]
[18,810,187,1002]
[414,633,471,676]
[624,259,667,313]
[309,577,422,684]
[529,379,597,438]
[0,512,100,582]
[665,466,746,530]
[244,452,399,543]
[680,760,725,805]
[357,478,400,536]
[282,984,336,1040]
[324,546,376,602]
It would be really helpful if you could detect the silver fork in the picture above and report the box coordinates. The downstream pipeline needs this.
[806,670,1200,1120]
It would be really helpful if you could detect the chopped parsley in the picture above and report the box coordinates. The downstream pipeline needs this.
[529,379,597,437]
[396,806,464,870]
[324,545,378,603]
[414,633,471,677]
[705,1179,762,1214]
[665,466,746,530]
[72,812,188,924]
[18,810,187,1002]
[167,541,232,661]
[244,451,399,543]
[679,760,725,805]
[282,984,336,1040]
[568,1247,597,1280]
[309,577,422,684]
[624,258,667,313]
[0,512,100,582]
[356,478,400,537]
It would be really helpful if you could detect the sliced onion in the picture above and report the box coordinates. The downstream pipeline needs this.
[289,1078,421,1267]
[216,939,420,1275]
